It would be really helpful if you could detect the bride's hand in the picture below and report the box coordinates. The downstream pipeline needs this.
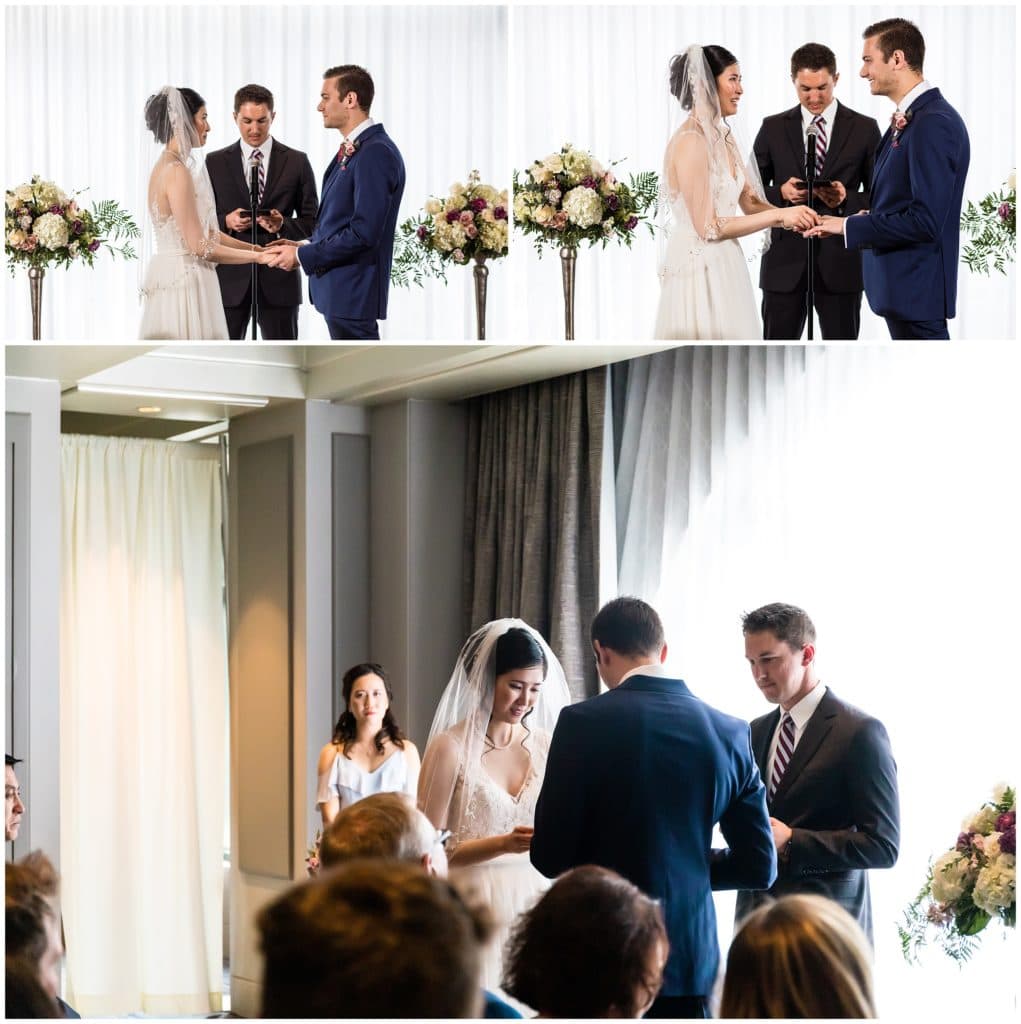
[781,205,821,232]
[502,825,534,854]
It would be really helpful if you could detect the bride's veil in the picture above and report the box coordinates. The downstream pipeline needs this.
[417,619,571,838]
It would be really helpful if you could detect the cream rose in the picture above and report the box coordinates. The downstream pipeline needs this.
[542,154,564,174]
[425,198,442,215]
[533,204,554,226]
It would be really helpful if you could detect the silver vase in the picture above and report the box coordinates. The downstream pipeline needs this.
[559,246,577,340]
[472,256,489,341]
[28,266,45,340]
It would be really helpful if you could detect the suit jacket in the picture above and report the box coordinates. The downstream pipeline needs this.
[734,689,900,942]
[205,139,319,308]
[297,123,405,322]
[844,88,970,321]
[531,674,776,998]
[755,102,881,293]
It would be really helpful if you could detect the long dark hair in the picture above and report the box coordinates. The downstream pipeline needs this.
[332,663,406,756]
[668,45,739,110]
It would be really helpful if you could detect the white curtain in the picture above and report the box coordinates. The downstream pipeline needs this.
[4,5,508,340]
[612,344,1019,1016]
[511,5,1016,340]
[60,435,227,1016]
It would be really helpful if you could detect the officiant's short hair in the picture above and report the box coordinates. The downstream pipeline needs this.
[324,65,374,113]
[234,84,274,112]
[863,18,925,72]
[591,597,665,658]
[790,43,837,78]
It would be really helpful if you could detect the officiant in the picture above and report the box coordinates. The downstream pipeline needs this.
[206,83,319,340]
[753,44,880,340]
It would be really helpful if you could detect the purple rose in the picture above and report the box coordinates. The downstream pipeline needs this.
[72,220,84,235]
[997,810,1016,833]
[998,202,1012,221]
[494,206,507,221]
[607,194,620,211]
[88,240,101,252]
[581,176,596,189]
[1001,824,1015,856]
[625,215,638,230]
[49,204,63,215]
[416,225,428,240]
[956,831,974,852]
[445,210,460,223]
[469,197,487,212]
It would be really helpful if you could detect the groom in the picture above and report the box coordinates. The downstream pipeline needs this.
[266,65,405,339]
[531,597,776,1019]
[806,19,970,339]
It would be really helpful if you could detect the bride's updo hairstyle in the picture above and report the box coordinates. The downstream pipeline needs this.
[669,45,739,110]
[144,86,206,143]
[494,627,549,680]
[332,662,407,756]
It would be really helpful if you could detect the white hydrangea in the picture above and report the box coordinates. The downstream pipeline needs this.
[562,146,592,182]
[562,186,604,228]
[449,181,466,197]
[34,181,68,208]
[424,198,442,215]
[479,220,507,252]
[475,184,500,204]
[513,194,532,222]
[14,184,35,204]
[32,212,69,249]
[930,850,973,905]
[965,806,1000,835]
[542,153,564,174]
[972,854,1016,915]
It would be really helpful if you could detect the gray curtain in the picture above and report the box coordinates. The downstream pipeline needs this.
[463,368,605,700]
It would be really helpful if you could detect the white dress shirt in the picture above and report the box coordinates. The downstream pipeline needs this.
[343,116,375,147]
[767,682,828,785]
[617,661,672,686]
[240,136,274,189]
[800,97,839,159]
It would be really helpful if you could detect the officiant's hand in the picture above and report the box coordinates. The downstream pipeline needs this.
[803,216,845,238]
[257,208,284,233]
[226,208,252,232]
[813,180,847,209]
[502,826,534,854]
[780,176,809,203]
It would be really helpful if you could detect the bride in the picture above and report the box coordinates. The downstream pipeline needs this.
[139,86,275,339]
[418,619,571,997]
[654,44,820,340]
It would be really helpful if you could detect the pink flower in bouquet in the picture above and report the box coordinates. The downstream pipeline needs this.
[956,831,975,852]
[49,204,63,215]
[417,225,428,240]
[88,240,100,252]
[625,215,639,230]
[494,206,507,221]
[72,219,84,235]
[465,223,478,238]
[469,197,487,212]
[550,210,568,230]
[604,172,617,187]
[452,248,466,263]
[459,210,474,226]
[996,810,1015,832]
[607,194,620,211]
[18,215,32,229]
[998,202,1012,221]
[445,209,460,224]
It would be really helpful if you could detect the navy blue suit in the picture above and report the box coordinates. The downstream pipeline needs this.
[844,88,969,339]
[531,674,776,1001]
[297,123,405,338]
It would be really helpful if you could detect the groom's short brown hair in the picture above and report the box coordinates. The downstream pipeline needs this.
[863,18,925,73]
[324,64,374,113]
[591,597,665,659]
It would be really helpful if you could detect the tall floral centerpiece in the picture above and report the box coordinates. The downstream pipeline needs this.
[393,171,509,339]
[900,784,1015,963]
[6,175,139,339]
[513,144,657,338]
[961,170,1016,275]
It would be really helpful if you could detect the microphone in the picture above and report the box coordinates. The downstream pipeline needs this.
[248,158,260,213]
[805,122,818,187]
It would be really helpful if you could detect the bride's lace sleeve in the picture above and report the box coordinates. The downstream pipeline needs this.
[417,730,461,832]
[669,130,727,243]
[163,161,217,260]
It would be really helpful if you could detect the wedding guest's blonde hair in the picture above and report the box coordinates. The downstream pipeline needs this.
[720,894,876,1018]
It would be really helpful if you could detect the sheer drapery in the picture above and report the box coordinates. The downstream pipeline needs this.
[60,435,227,1016]
[611,344,1019,1017]
[4,5,507,340]
[464,369,605,700]
[511,5,1015,339]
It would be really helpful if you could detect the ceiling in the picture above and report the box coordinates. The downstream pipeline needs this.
[6,343,673,438]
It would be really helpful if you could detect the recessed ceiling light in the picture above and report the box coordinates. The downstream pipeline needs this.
[137,405,162,414]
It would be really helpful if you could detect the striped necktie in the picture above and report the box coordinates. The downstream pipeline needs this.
[769,713,796,799]
[811,115,827,176]
[252,149,265,207]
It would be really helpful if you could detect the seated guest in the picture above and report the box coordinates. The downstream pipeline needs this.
[317,792,519,1018]
[258,859,493,1018]
[502,865,669,1018]
[720,893,877,1018]
[5,955,62,1018]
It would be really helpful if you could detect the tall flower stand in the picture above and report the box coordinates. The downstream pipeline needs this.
[29,267,45,340]
[559,245,577,340]
[473,255,489,340]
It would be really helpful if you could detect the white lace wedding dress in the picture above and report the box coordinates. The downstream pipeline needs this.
[139,154,229,339]
[654,128,760,340]
[446,729,552,996]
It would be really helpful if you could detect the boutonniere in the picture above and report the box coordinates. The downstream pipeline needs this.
[890,109,913,147]
[339,139,359,170]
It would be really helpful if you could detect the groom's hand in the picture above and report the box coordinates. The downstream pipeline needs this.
[803,215,845,238]
[265,242,300,271]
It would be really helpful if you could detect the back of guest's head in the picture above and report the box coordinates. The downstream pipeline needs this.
[6,852,59,963]
[323,64,374,112]
[721,894,876,1018]
[591,597,664,658]
[4,956,62,1018]
[319,792,437,870]
[503,865,668,1017]
[258,859,492,1018]
[669,45,739,108]
[790,42,837,78]
[741,602,816,650]
[862,17,925,72]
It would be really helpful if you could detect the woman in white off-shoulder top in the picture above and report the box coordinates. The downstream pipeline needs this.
[315,663,420,827]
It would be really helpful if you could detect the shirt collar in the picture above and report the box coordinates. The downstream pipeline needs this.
[898,80,933,113]
[344,117,375,146]
[618,661,672,686]
[240,136,273,162]
[801,98,839,132]
[782,681,828,731]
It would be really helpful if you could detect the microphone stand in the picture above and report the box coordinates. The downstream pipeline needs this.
[249,163,260,340]
[804,123,817,341]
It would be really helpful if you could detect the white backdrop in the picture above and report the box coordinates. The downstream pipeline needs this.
[510,5,1017,340]
[4,4,508,340]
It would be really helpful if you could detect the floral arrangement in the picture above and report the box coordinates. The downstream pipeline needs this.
[5,175,139,274]
[305,828,322,877]
[900,784,1015,964]
[961,170,1016,275]
[393,171,509,288]
[512,143,658,254]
